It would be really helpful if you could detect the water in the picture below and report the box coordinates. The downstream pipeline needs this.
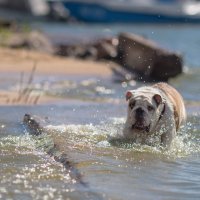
[1,24,200,199]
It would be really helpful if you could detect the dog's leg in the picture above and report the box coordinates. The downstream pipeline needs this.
[161,127,176,148]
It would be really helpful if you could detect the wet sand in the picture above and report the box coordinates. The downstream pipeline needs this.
[0,47,116,105]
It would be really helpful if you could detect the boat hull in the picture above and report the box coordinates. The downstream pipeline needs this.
[62,1,200,23]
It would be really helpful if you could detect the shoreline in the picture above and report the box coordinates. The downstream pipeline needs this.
[0,47,117,105]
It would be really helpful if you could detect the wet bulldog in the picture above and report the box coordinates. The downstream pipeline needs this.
[122,83,186,147]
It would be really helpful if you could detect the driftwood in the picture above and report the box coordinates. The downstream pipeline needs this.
[23,113,86,186]
[118,32,183,81]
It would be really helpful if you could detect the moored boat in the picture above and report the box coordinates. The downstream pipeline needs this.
[48,0,200,23]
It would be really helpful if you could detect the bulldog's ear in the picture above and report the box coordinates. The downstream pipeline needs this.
[126,91,133,101]
[153,94,162,106]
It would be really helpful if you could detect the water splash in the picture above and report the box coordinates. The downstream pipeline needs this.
[1,116,198,160]
[167,121,200,157]
[44,118,200,159]
[0,134,35,150]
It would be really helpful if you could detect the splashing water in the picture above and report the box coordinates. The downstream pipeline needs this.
[43,117,200,159]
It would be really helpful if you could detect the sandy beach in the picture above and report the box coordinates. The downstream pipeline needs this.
[0,47,116,105]
[0,47,114,75]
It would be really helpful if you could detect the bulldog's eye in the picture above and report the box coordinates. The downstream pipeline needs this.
[147,105,154,111]
[129,102,135,109]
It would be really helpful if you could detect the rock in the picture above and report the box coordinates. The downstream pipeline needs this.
[55,37,118,60]
[56,44,97,59]
[152,52,183,81]
[118,32,183,81]
[55,44,70,56]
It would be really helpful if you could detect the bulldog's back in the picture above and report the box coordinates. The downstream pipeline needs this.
[153,82,186,130]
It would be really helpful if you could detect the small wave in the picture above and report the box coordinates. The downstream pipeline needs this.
[43,118,200,159]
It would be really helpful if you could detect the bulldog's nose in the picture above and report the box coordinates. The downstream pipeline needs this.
[135,107,144,117]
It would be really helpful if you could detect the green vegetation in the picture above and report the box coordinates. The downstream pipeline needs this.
[0,22,31,47]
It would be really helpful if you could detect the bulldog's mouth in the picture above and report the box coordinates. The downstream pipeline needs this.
[132,123,150,132]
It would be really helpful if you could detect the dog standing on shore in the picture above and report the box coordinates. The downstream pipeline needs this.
[122,82,186,147]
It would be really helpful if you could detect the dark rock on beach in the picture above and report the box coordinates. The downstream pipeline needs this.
[56,37,118,60]
[56,44,97,59]
[117,32,183,81]
[56,32,183,81]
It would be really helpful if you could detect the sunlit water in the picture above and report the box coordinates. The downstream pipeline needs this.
[1,24,200,199]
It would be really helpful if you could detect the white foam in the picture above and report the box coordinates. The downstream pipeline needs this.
[40,118,200,158]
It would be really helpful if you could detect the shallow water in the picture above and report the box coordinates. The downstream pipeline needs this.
[0,102,200,199]
[1,24,200,199]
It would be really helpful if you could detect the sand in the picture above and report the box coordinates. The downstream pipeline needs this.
[0,47,114,76]
[0,47,116,105]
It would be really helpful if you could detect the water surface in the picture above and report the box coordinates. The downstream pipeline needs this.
[1,24,200,199]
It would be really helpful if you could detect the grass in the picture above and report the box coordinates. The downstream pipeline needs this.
[0,62,42,105]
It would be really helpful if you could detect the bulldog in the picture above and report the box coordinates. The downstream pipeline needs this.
[122,82,186,147]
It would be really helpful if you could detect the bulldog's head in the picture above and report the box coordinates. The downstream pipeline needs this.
[125,89,164,133]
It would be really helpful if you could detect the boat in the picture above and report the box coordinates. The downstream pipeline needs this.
[48,0,200,23]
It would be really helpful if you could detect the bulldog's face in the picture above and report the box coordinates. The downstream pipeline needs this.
[125,89,163,133]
